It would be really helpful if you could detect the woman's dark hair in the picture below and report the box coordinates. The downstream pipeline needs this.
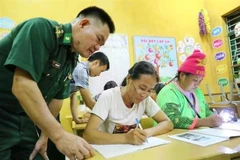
[176,71,192,79]
[128,61,159,82]
[167,71,192,84]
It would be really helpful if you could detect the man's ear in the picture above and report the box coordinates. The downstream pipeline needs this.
[126,75,131,85]
[79,18,90,28]
[93,60,100,66]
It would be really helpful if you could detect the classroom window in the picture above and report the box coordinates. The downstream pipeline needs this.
[226,10,240,77]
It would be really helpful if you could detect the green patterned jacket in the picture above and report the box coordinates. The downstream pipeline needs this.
[156,82,213,129]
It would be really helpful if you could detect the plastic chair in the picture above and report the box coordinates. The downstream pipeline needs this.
[140,117,155,129]
[206,82,239,118]
[206,83,231,104]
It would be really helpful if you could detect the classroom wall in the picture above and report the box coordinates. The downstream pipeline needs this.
[202,0,240,94]
[0,0,239,133]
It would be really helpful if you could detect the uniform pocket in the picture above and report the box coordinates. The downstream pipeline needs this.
[42,60,60,79]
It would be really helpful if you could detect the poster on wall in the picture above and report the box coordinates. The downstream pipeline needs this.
[211,26,222,36]
[0,17,15,29]
[0,16,15,40]
[133,36,178,82]
[177,36,202,62]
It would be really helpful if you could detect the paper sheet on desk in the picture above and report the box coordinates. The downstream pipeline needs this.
[219,119,240,131]
[91,137,171,159]
[169,132,229,147]
[190,128,240,139]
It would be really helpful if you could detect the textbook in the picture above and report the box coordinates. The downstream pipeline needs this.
[169,126,240,147]
[91,137,171,159]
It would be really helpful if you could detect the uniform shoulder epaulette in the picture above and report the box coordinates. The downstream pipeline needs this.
[56,24,72,45]
[55,25,64,38]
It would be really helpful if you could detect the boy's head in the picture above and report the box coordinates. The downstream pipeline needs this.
[88,51,110,77]
[150,83,165,101]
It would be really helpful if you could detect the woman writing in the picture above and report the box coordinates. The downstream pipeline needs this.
[83,61,173,144]
[157,50,223,129]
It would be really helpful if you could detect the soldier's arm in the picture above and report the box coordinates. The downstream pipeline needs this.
[12,67,65,142]
[13,67,94,159]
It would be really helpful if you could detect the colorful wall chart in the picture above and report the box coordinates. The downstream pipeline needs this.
[177,36,202,62]
[133,36,178,82]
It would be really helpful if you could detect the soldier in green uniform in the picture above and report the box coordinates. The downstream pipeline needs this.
[0,6,115,160]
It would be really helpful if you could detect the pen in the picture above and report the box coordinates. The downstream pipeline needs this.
[135,118,149,143]
[213,108,218,115]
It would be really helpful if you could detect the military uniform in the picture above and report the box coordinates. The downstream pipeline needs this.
[0,18,78,159]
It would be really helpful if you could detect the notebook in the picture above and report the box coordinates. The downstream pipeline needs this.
[218,119,240,131]
[91,137,171,159]
[169,124,240,147]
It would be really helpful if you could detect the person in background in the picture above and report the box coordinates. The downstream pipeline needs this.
[83,61,173,144]
[157,50,224,129]
[93,80,118,101]
[0,6,115,160]
[150,83,165,101]
[70,51,110,124]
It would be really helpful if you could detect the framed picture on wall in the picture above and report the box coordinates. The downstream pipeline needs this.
[133,36,178,82]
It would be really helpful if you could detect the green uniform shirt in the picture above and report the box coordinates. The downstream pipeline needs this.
[156,82,213,129]
[0,18,78,114]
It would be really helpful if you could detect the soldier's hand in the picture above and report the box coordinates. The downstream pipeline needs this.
[55,131,95,160]
[29,134,49,160]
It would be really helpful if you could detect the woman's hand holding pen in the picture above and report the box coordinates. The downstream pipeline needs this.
[207,113,223,127]
[125,128,148,145]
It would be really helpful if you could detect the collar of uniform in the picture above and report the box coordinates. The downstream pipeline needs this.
[59,23,72,46]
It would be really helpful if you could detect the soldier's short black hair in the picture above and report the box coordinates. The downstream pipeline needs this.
[88,51,110,70]
[76,6,115,33]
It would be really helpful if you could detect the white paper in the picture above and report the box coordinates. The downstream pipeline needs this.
[169,132,228,147]
[91,137,171,159]
[219,120,240,131]
[190,128,240,139]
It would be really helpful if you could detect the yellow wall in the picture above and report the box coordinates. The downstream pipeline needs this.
[202,0,240,93]
[1,0,239,133]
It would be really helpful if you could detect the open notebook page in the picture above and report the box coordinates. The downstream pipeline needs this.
[190,128,240,139]
[219,119,240,131]
[168,132,228,147]
[91,137,171,159]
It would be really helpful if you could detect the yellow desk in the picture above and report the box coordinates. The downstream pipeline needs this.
[89,129,240,160]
